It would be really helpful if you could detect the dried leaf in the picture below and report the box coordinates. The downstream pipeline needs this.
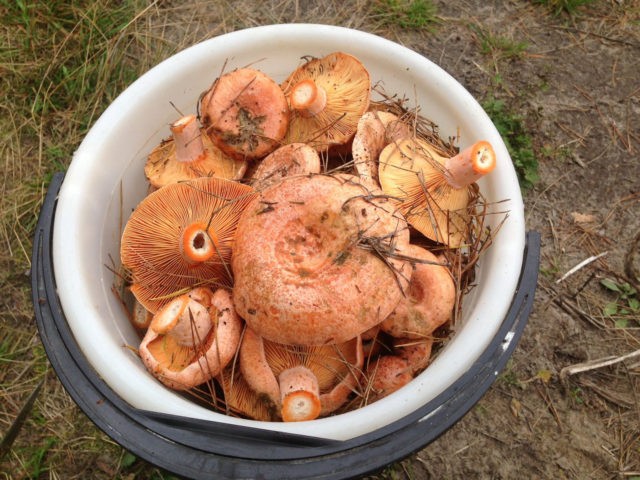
[536,369,553,384]
[571,212,597,223]
[510,397,522,418]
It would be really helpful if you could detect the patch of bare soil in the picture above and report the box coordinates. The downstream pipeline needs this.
[388,2,640,479]
[2,1,638,479]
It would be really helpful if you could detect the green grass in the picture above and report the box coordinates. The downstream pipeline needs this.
[374,0,438,29]
[482,98,539,190]
[533,0,596,16]
[472,25,529,61]
[0,0,148,274]
[0,1,171,477]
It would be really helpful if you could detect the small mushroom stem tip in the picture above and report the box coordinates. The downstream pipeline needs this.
[444,140,496,189]
[290,79,327,117]
[170,115,206,164]
[181,223,216,264]
[279,366,322,422]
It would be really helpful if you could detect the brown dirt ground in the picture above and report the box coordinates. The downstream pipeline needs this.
[2,1,639,479]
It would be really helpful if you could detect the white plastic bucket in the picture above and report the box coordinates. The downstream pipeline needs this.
[51,24,525,442]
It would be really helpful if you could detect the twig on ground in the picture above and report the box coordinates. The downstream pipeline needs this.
[556,251,609,284]
[560,349,640,381]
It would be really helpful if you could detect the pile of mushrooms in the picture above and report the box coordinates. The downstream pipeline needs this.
[119,52,498,422]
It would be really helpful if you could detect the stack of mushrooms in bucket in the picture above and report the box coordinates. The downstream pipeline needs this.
[119,52,500,422]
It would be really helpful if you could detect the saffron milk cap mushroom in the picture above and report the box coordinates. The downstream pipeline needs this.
[378,138,496,248]
[232,173,411,346]
[352,111,411,188]
[282,52,371,151]
[380,244,456,339]
[144,114,247,189]
[239,327,363,421]
[249,142,321,190]
[138,288,243,391]
[199,68,289,161]
[121,176,256,313]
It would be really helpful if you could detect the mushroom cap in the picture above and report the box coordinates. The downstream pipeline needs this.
[249,142,321,190]
[145,123,247,188]
[232,173,411,345]
[282,52,371,151]
[352,111,411,188]
[366,354,413,401]
[121,176,256,313]
[138,288,243,391]
[378,137,473,248]
[200,68,289,161]
[380,244,456,339]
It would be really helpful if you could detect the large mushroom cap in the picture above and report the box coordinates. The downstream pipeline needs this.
[145,114,247,189]
[200,68,289,161]
[121,176,256,313]
[232,173,411,346]
[281,52,370,151]
[138,288,243,391]
[378,138,475,248]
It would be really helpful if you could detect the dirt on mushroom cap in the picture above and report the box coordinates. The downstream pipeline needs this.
[200,68,289,161]
[232,173,412,346]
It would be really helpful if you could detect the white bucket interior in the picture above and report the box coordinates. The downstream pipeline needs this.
[52,24,524,441]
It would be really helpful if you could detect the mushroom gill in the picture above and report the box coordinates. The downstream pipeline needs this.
[121,176,256,313]
[281,52,370,151]
[239,327,363,421]
[378,138,492,248]
[145,114,247,189]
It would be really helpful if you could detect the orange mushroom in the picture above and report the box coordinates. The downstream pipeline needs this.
[131,298,153,331]
[138,287,243,391]
[145,114,247,189]
[121,176,256,313]
[239,327,363,422]
[232,173,412,346]
[199,68,289,161]
[216,366,278,421]
[281,52,371,151]
[365,337,433,401]
[380,244,456,339]
[378,138,496,248]
[249,142,321,190]
[352,111,411,188]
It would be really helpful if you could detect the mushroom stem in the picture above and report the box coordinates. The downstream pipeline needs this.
[444,140,496,189]
[320,335,364,416]
[149,295,189,335]
[149,295,213,347]
[289,79,327,118]
[239,328,281,408]
[181,222,216,264]
[279,366,322,422]
[170,115,207,164]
